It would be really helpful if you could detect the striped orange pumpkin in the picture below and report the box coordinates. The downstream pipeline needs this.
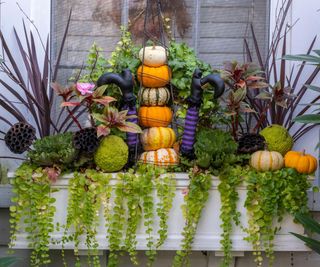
[140,148,179,166]
[139,87,170,106]
[137,65,171,87]
[139,106,173,127]
[141,127,176,151]
[250,150,284,171]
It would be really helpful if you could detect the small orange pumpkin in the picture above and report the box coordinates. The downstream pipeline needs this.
[140,148,179,166]
[284,150,317,174]
[141,127,176,151]
[139,106,173,128]
[137,65,171,87]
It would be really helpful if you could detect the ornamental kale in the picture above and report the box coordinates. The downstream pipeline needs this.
[194,128,238,170]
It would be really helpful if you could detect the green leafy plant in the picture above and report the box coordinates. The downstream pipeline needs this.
[167,41,224,124]
[291,212,320,254]
[217,166,311,267]
[79,26,141,100]
[194,128,238,172]
[173,170,212,267]
[27,132,77,168]
[9,163,57,267]
[62,169,112,267]
[155,171,176,249]
[107,172,127,267]
[79,42,109,83]
[218,165,244,267]
[243,167,310,266]
[107,165,175,267]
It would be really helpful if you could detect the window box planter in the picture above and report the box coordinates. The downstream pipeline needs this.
[9,172,310,252]
[0,184,13,208]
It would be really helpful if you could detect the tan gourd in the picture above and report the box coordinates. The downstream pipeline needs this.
[250,150,284,171]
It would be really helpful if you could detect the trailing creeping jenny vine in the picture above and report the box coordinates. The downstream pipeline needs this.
[9,164,57,267]
[173,170,212,267]
[217,166,311,267]
[9,164,311,267]
[218,165,243,267]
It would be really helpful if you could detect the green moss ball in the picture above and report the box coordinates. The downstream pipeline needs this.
[94,135,128,172]
[259,124,293,155]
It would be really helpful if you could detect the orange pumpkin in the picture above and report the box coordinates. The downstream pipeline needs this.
[137,65,171,87]
[284,150,317,174]
[139,106,173,127]
[140,148,179,166]
[141,127,176,151]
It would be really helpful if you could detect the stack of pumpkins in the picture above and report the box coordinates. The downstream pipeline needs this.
[137,45,179,167]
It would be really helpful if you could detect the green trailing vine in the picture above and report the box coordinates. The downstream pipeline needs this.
[107,165,176,267]
[63,169,112,267]
[155,172,176,249]
[243,167,311,266]
[9,162,311,267]
[218,165,244,267]
[173,170,212,267]
[107,172,128,267]
[124,170,143,265]
[9,163,57,267]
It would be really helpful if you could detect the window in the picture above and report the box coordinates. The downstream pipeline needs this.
[51,0,269,83]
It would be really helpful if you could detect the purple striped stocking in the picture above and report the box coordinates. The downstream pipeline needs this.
[181,106,199,155]
[123,105,139,149]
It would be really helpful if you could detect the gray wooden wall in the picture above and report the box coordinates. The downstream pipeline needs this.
[51,0,269,84]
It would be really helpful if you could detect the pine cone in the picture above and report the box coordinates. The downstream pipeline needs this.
[5,122,36,154]
[237,133,266,154]
[73,127,99,154]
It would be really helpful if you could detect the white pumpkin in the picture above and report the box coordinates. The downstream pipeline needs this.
[139,46,167,67]
[250,150,284,171]
[140,148,179,166]
[139,87,170,106]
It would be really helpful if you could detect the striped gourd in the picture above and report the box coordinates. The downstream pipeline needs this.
[250,150,284,171]
[140,148,179,166]
[141,127,176,151]
[139,87,170,106]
